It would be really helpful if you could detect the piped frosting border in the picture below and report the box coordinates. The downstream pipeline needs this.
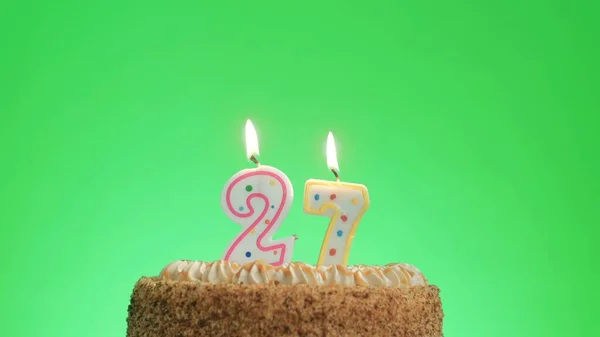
[160,260,427,288]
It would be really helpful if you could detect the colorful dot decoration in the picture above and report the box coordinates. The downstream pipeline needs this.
[245,185,253,192]
[351,198,359,205]
[250,229,256,234]
[330,194,336,200]
[265,219,271,225]
[329,248,337,256]
[314,194,320,201]
[269,179,276,186]
[337,230,343,237]
[238,206,244,211]
[341,215,348,222]
[271,204,275,209]
[273,250,278,255]
[245,251,252,258]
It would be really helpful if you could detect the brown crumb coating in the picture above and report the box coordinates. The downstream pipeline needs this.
[127,277,444,337]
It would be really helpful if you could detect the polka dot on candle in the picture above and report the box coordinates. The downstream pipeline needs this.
[245,251,252,258]
[265,219,271,225]
[337,230,343,237]
[271,204,275,209]
[269,179,276,186]
[273,250,278,255]
[245,185,253,192]
[341,215,348,222]
[351,198,359,205]
[329,248,337,256]
[330,194,337,200]
[314,194,320,201]
[238,206,244,211]
[250,229,256,234]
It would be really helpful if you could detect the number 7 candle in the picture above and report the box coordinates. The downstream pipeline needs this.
[221,120,296,266]
[304,132,370,266]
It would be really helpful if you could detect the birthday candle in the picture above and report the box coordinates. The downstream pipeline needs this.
[304,132,370,266]
[221,120,296,266]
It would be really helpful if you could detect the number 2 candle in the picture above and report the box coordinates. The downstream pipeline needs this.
[221,120,296,266]
[304,132,370,266]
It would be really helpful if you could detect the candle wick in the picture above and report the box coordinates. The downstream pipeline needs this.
[331,169,340,182]
[249,155,260,166]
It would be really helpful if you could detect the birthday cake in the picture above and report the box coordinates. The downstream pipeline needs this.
[126,122,444,336]
[126,260,443,337]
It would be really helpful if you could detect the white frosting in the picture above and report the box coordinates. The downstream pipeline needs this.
[160,260,428,288]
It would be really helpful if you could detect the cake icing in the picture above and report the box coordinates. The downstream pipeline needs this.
[160,260,427,288]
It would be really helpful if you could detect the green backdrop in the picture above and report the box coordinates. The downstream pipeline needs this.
[1,1,598,336]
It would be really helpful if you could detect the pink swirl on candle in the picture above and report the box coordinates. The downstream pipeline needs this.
[223,170,289,266]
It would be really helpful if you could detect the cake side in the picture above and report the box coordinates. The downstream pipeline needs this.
[127,277,444,337]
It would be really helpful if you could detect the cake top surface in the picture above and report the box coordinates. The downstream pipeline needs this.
[160,260,428,288]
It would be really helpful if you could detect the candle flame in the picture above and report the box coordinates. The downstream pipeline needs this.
[245,119,259,160]
[326,131,339,172]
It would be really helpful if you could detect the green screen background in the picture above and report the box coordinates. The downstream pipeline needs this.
[1,1,598,336]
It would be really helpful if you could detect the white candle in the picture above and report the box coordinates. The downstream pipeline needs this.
[304,132,370,266]
[221,120,296,266]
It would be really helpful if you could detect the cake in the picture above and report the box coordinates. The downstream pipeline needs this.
[126,260,444,336]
